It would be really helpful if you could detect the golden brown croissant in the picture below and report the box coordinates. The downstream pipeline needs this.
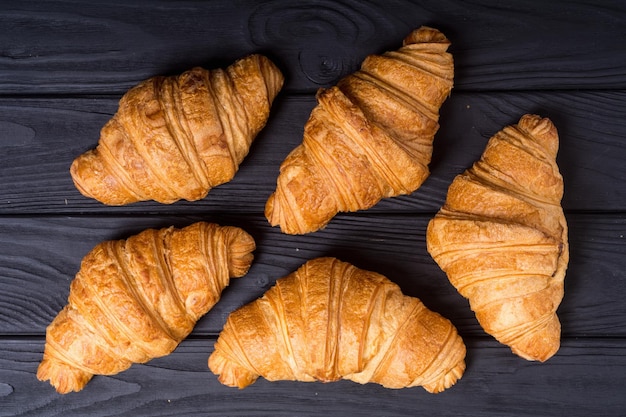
[37,222,255,394]
[209,257,466,393]
[71,54,284,205]
[426,114,569,362]
[265,27,453,234]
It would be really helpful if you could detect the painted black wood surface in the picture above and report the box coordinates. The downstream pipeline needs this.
[1,1,625,416]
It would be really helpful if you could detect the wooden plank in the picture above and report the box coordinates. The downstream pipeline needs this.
[0,213,623,338]
[1,90,625,214]
[3,337,626,416]
[0,0,624,95]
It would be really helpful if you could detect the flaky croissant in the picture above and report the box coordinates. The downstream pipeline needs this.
[37,222,255,394]
[209,257,466,393]
[71,54,284,205]
[265,26,453,234]
[427,114,569,362]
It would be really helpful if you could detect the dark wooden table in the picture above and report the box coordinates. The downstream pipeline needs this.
[1,1,625,415]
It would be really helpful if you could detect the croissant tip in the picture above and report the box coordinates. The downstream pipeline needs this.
[421,358,466,394]
[511,340,560,362]
[518,113,556,135]
[514,114,560,156]
[403,26,450,46]
[37,358,92,394]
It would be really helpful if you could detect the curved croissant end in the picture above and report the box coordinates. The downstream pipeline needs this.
[71,54,284,205]
[209,257,466,393]
[265,26,454,234]
[427,114,569,362]
[37,222,255,393]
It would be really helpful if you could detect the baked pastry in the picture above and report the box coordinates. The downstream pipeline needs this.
[427,114,568,361]
[37,222,255,393]
[265,26,453,234]
[209,257,466,393]
[71,54,284,205]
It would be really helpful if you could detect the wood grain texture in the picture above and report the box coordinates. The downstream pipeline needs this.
[0,214,624,339]
[1,91,625,214]
[3,338,626,416]
[0,0,624,94]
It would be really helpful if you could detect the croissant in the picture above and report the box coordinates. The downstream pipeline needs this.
[265,26,453,234]
[70,54,284,205]
[37,222,255,394]
[426,114,569,362]
[209,257,466,393]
